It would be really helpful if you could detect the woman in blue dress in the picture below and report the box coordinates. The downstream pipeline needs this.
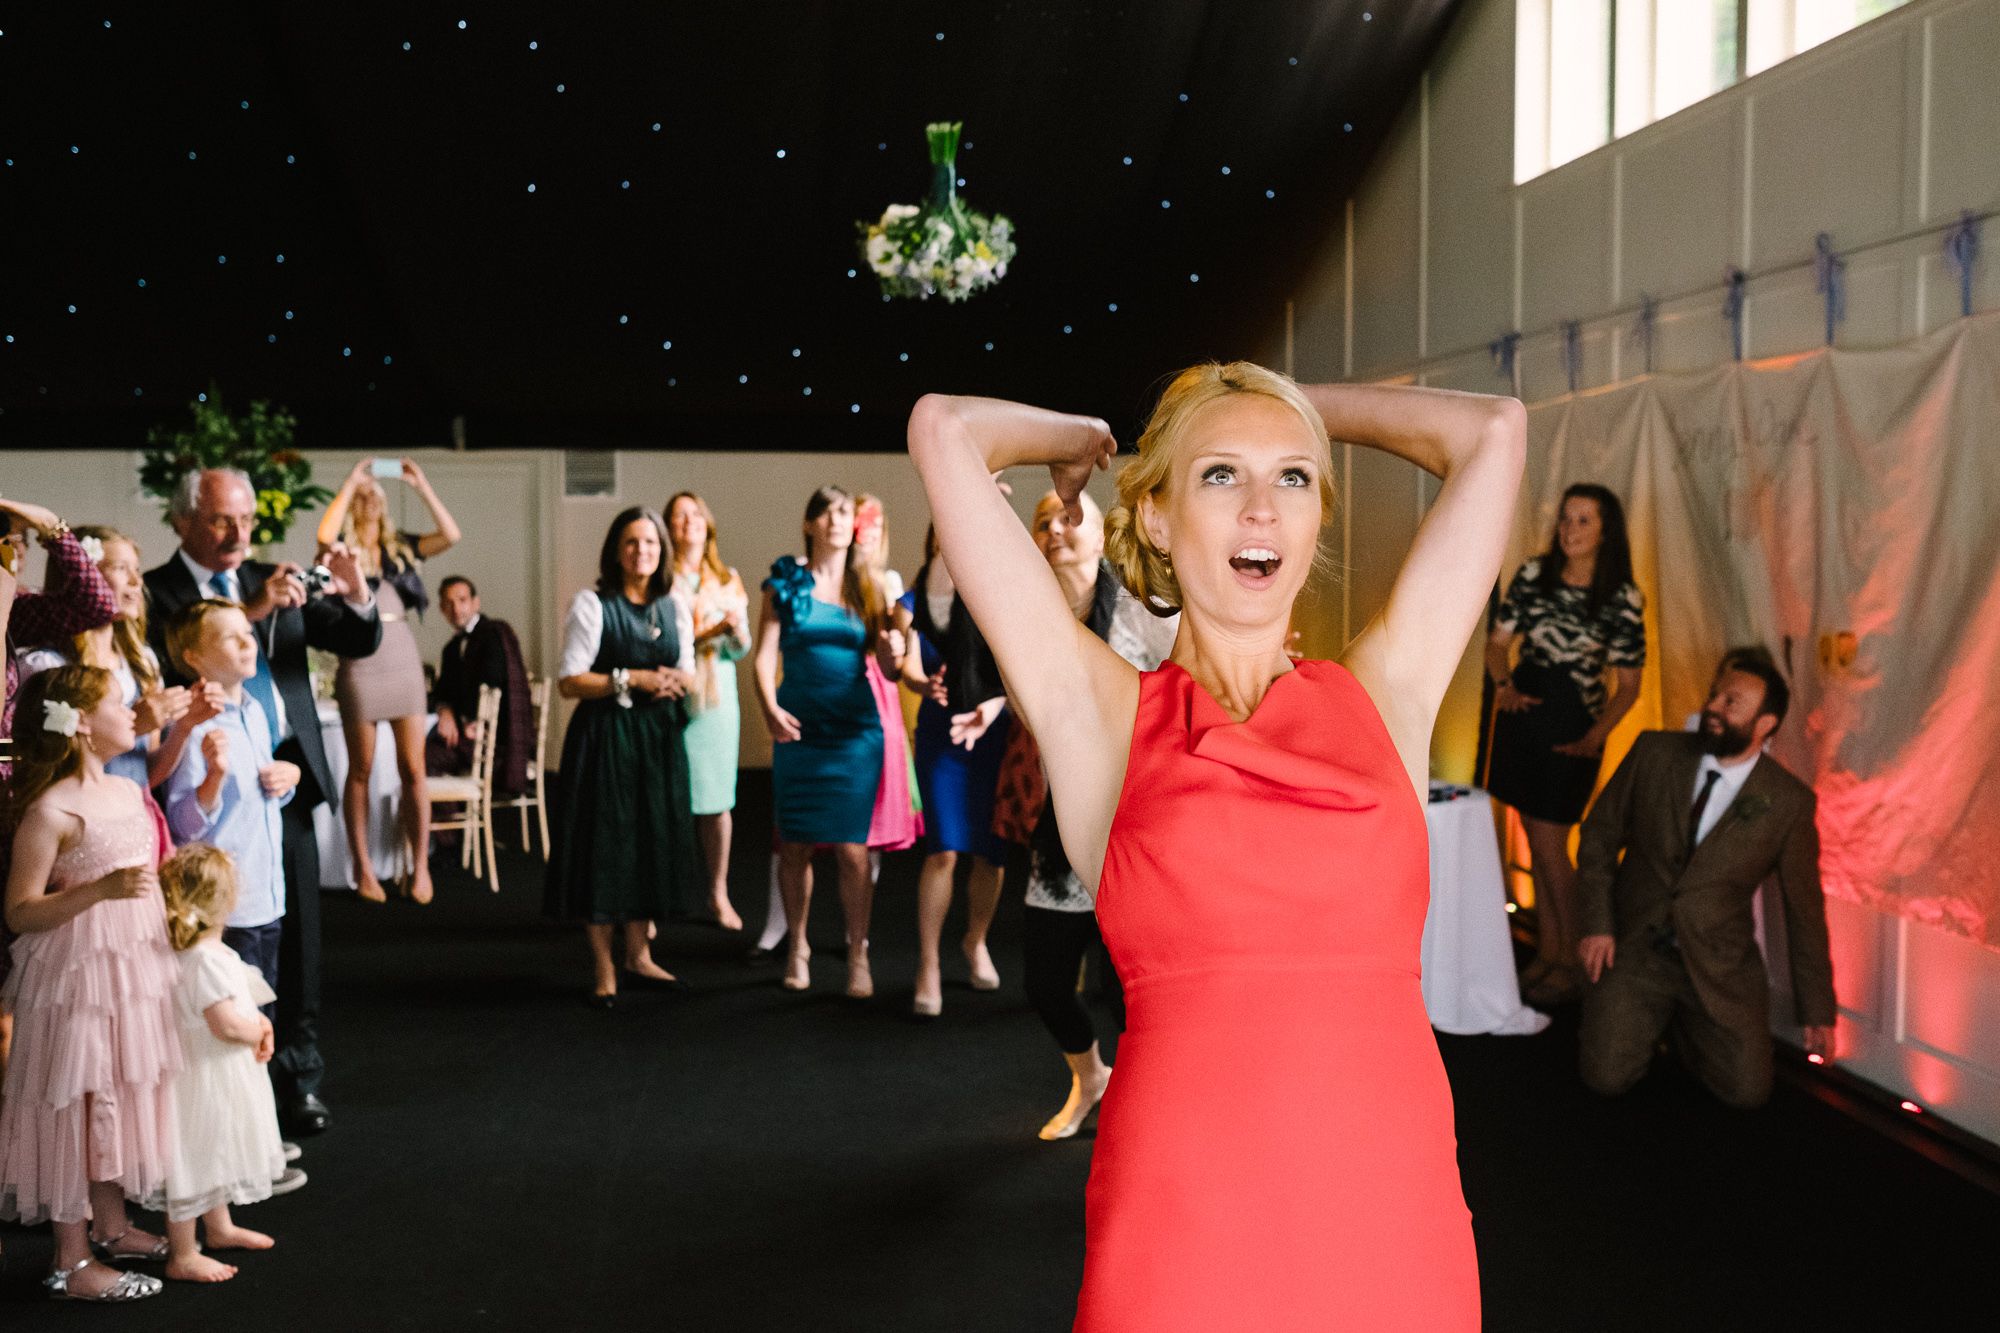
[753,486,904,999]
[901,525,1014,1018]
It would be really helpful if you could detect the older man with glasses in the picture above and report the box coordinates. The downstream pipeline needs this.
[143,468,382,1138]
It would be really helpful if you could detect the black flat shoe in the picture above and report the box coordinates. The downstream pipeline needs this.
[586,992,617,1010]
[280,1093,333,1137]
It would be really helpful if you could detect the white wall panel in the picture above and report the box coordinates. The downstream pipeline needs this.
[1351,102,1424,375]
[1518,155,1615,329]
[1747,37,1910,271]
[1924,1,2000,220]
[1424,0,1519,355]
[1618,105,1743,301]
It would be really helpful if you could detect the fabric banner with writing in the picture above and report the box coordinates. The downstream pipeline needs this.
[1508,311,2000,948]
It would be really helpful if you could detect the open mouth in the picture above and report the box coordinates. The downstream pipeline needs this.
[1228,546,1282,580]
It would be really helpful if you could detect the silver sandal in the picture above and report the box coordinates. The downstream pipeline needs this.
[90,1226,171,1262]
[44,1256,164,1302]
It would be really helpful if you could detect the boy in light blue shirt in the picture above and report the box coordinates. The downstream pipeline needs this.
[164,599,302,1005]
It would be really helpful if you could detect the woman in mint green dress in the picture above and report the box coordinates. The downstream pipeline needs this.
[667,491,750,932]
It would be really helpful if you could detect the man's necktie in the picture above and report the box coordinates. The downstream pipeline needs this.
[1686,768,1723,859]
[212,572,285,739]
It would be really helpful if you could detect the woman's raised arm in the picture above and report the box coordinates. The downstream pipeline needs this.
[1308,383,1526,789]
[907,395,1137,888]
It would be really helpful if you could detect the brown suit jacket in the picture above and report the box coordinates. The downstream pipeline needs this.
[1576,730,1836,1030]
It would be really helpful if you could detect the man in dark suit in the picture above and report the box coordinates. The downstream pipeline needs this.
[145,468,382,1136]
[426,575,531,796]
[1575,648,1836,1109]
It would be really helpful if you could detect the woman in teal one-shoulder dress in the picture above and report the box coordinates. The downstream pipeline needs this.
[753,486,907,1000]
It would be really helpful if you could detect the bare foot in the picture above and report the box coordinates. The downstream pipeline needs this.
[963,937,1001,991]
[626,955,678,983]
[166,1253,238,1283]
[712,897,744,932]
[1039,1067,1112,1141]
[408,867,434,905]
[846,941,874,1000]
[355,876,388,904]
[204,1224,274,1251]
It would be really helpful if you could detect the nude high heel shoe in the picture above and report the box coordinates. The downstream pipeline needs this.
[845,939,874,999]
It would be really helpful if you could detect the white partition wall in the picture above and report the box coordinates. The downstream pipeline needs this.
[1273,0,2000,1146]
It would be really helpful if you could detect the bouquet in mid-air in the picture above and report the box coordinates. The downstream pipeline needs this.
[858,121,1015,303]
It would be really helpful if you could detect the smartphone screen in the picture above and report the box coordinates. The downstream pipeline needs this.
[370,458,402,479]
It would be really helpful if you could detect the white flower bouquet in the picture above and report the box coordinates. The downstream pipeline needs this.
[858,121,1015,303]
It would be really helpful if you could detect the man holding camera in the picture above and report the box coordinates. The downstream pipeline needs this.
[145,467,382,1137]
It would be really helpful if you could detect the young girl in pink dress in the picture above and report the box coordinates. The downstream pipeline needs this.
[0,665,181,1302]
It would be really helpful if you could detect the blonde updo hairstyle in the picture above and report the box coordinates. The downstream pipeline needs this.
[160,843,239,952]
[1104,361,1337,617]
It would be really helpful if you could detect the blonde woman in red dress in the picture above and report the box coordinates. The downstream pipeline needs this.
[908,364,1523,1331]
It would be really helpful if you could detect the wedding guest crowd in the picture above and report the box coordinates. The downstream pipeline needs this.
[0,445,1844,1309]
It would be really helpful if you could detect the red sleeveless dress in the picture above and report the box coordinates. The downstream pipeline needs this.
[1076,660,1478,1331]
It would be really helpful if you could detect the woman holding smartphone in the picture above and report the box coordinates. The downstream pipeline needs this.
[316,457,462,905]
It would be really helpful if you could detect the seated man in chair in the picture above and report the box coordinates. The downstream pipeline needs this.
[426,576,531,797]
[1576,647,1836,1109]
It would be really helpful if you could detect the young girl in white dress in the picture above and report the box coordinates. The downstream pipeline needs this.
[157,842,291,1283]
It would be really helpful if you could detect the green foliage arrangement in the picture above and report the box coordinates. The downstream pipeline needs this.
[139,387,331,547]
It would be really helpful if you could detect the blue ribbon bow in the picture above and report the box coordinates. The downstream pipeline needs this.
[1632,293,1657,374]
[1813,233,1846,346]
[1489,330,1521,387]
[1722,268,1747,361]
[1943,212,1981,319]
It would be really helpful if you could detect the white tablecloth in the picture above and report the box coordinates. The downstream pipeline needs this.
[1421,785,1550,1036]
[315,701,432,890]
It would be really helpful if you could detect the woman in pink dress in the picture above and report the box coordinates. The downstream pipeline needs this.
[908,364,1523,1330]
[851,494,922,854]
[1,665,182,1302]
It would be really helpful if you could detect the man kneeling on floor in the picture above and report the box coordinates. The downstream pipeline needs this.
[1575,647,1836,1109]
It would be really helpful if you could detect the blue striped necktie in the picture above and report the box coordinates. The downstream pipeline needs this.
[211,572,286,740]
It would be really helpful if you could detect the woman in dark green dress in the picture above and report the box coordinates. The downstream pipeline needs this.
[545,506,703,1007]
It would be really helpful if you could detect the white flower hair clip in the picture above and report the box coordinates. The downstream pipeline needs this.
[42,699,80,737]
[78,535,104,563]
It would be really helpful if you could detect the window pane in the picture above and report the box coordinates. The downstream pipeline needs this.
[1655,0,1736,120]
[1613,0,1652,137]
[1548,0,1613,168]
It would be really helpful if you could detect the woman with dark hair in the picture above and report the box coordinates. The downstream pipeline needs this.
[753,486,904,998]
[1485,482,1646,1006]
[317,457,462,905]
[545,507,702,1007]
[666,491,751,931]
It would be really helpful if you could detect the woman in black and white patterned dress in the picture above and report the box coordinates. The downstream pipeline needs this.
[1484,483,1644,1006]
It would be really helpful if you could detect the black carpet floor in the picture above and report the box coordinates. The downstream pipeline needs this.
[4,775,1995,1330]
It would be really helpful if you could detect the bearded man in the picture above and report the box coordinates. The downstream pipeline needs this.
[1574,647,1836,1109]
